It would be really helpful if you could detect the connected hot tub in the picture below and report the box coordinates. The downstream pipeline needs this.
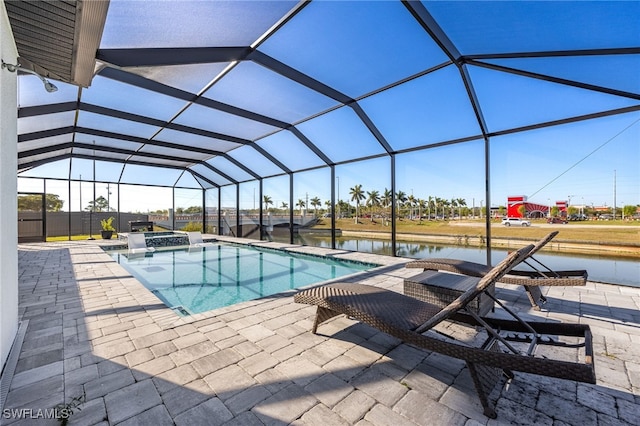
[118,231,190,248]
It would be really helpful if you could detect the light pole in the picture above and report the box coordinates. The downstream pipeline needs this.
[567,195,575,218]
[79,174,83,235]
[336,176,340,218]
[547,198,551,218]
[88,141,96,240]
[107,183,111,212]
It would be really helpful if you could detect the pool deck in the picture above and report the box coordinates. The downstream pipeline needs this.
[2,237,639,425]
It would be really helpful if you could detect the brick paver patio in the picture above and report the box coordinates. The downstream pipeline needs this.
[2,237,639,425]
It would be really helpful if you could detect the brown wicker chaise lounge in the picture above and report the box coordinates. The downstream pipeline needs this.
[294,245,595,419]
[405,231,588,309]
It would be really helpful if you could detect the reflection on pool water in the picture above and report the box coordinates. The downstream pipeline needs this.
[292,235,640,287]
[108,242,377,315]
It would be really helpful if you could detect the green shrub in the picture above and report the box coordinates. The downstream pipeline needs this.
[181,221,203,232]
[100,216,116,231]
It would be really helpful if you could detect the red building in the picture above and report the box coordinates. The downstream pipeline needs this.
[555,201,568,217]
[507,196,566,218]
[507,196,527,217]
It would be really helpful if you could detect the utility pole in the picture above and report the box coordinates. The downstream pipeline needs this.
[613,170,617,219]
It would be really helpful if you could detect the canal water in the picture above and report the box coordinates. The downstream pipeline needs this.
[288,234,640,287]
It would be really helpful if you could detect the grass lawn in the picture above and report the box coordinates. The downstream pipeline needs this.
[312,218,640,246]
[45,219,639,257]
[47,234,113,242]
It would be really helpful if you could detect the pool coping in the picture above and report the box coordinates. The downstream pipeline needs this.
[98,235,411,330]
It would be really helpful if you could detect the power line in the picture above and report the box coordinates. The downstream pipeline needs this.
[529,117,640,199]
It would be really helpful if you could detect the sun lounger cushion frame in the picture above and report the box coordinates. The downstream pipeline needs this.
[405,231,587,309]
[294,245,595,418]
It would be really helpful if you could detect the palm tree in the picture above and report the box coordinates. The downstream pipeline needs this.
[349,184,366,224]
[407,195,416,219]
[427,196,434,219]
[417,199,427,221]
[366,190,380,222]
[324,200,332,215]
[281,202,288,213]
[457,198,467,219]
[263,195,273,213]
[396,191,407,220]
[310,197,321,216]
[450,198,458,219]
[381,189,392,209]
[296,199,306,216]
[381,188,392,225]
[442,199,451,219]
[435,197,444,219]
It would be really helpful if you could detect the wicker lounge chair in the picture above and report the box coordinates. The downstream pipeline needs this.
[127,233,155,254]
[405,231,587,309]
[294,245,595,419]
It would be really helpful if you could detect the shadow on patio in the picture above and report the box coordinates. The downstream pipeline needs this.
[2,243,639,425]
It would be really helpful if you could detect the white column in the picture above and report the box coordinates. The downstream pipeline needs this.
[0,2,19,370]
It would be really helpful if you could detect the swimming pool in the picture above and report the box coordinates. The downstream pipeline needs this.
[108,242,378,315]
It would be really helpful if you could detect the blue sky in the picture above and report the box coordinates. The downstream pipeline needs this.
[16,1,640,213]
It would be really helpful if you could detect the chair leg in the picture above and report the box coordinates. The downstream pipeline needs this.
[466,362,501,418]
[312,306,342,334]
[524,286,546,310]
[466,339,508,419]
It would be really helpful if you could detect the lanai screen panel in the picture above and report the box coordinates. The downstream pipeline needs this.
[227,146,284,179]
[100,1,298,49]
[203,61,338,124]
[11,0,639,208]
[255,131,325,172]
[258,1,449,98]
[359,66,483,151]
[427,1,640,53]
[18,77,78,108]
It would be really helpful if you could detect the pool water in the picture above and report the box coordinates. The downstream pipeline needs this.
[108,242,377,315]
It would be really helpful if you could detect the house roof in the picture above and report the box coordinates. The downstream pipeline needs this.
[5,0,108,87]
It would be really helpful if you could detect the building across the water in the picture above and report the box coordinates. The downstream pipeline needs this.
[507,195,568,218]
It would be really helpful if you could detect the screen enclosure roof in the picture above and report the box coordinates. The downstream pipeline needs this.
[10,0,640,189]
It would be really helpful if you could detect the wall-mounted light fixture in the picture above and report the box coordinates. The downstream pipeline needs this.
[2,60,58,93]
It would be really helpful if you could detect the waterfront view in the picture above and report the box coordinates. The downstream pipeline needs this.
[291,234,640,287]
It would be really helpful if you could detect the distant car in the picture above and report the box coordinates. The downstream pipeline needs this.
[547,217,568,224]
[502,217,531,227]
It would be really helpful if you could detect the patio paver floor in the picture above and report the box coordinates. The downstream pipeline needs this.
[2,237,639,425]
